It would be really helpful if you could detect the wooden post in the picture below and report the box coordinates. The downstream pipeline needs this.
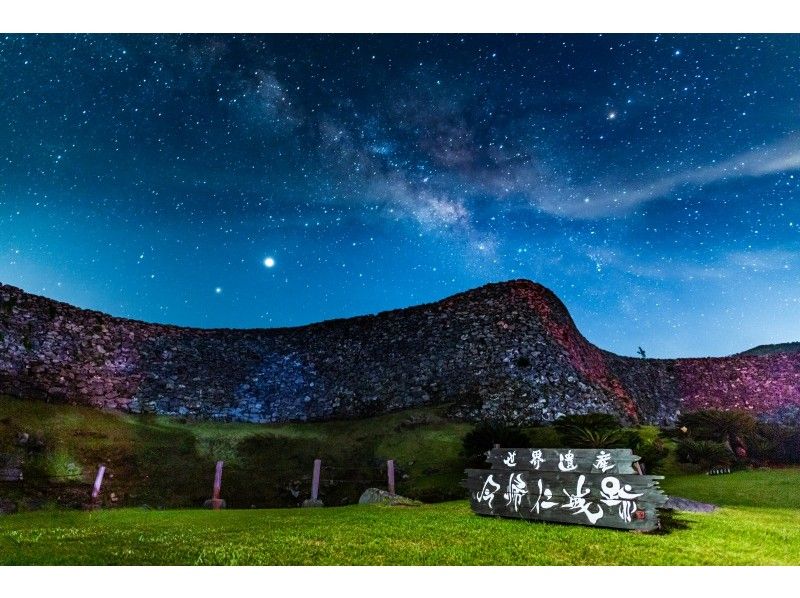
[311,458,321,501]
[212,460,223,508]
[91,465,106,500]
[387,459,396,495]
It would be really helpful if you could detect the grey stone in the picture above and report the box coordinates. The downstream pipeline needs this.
[663,496,718,513]
[1,279,799,427]
[357,488,422,507]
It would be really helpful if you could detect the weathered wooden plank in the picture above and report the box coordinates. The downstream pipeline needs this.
[486,448,640,474]
[462,469,667,531]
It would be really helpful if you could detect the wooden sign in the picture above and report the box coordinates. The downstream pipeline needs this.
[462,448,667,531]
[485,448,639,474]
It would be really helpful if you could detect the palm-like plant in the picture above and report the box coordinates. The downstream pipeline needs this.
[561,426,625,449]
[678,409,756,457]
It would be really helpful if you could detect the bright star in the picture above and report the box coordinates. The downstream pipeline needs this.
[215,287,222,294]
[263,257,275,268]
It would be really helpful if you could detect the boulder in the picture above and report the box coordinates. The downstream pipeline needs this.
[357,488,421,507]
[662,496,718,513]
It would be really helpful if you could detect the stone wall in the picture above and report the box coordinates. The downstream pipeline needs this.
[2,279,799,425]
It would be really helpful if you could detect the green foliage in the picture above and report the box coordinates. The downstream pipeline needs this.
[620,428,669,473]
[461,422,529,468]
[525,425,561,448]
[673,409,800,466]
[748,423,800,465]
[678,409,757,445]
[675,439,734,468]
[552,413,623,448]
[563,426,626,448]
[45,450,83,480]
[0,395,472,508]
[553,413,621,434]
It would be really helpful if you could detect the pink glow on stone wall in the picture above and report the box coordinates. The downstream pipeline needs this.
[676,354,800,413]
[508,283,640,422]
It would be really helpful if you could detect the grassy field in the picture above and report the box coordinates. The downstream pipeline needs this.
[1,468,799,565]
[2,395,799,565]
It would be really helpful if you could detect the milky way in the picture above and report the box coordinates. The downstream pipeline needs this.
[1,34,799,357]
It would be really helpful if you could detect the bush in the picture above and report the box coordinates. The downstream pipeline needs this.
[461,423,530,468]
[526,426,562,448]
[620,429,669,473]
[561,426,626,449]
[553,413,624,448]
[675,439,734,468]
[553,413,621,435]
[748,423,800,465]
[678,409,756,457]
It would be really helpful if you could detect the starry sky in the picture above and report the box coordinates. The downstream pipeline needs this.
[1,34,799,358]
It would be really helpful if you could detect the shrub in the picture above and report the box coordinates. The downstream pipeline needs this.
[561,426,626,448]
[749,423,800,465]
[621,430,669,473]
[678,409,757,457]
[676,439,734,468]
[553,413,624,448]
[553,413,621,435]
[526,426,562,448]
[46,451,83,481]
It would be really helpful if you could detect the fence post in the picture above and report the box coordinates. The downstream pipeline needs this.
[208,460,225,510]
[311,458,321,501]
[387,459,395,495]
[213,460,224,500]
[91,465,106,501]
[303,458,324,507]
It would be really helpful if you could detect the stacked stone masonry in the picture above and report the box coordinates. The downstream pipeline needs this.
[1,280,799,425]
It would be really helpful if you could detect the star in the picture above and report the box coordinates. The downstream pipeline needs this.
[0,34,796,358]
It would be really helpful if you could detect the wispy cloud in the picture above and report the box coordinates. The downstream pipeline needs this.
[586,246,800,281]
[726,249,797,272]
[528,136,800,219]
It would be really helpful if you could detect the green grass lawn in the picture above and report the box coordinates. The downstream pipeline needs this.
[1,468,799,565]
[2,395,799,565]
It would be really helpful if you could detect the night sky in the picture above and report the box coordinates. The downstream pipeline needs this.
[1,34,799,358]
